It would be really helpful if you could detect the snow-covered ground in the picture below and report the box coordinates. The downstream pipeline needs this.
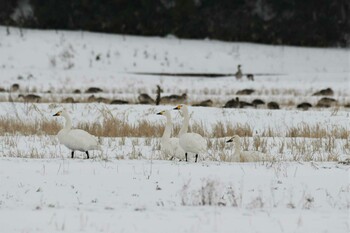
[0,26,349,232]
[0,159,349,233]
[0,26,349,107]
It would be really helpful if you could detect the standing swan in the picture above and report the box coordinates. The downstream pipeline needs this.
[53,110,102,159]
[156,110,185,160]
[226,135,267,162]
[173,104,207,162]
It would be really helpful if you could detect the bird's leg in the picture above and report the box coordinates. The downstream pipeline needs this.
[71,151,74,159]
[86,151,89,159]
[169,156,174,161]
[185,153,188,162]
[195,154,198,163]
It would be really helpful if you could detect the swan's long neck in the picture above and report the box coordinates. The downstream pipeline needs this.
[162,114,172,141]
[63,113,72,131]
[178,106,189,136]
[233,139,241,159]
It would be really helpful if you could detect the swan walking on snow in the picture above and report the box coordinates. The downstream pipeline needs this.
[156,110,185,160]
[53,110,102,159]
[173,104,207,162]
[226,135,268,162]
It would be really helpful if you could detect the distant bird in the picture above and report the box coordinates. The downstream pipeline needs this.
[246,74,254,81]
[236,89,255,95]
[226,135,268,162]
[61,97,75,103]
[316,97,337,108]
[73,89,81,94]
[173,104,207,162]
[161,93,187,104]
[252,99,265,108]
[193,99,213,107]
[53,110,102,159]
[235,65,243,80]
[110,99,129,105]
[0,87,6,92]
[10,83,20,92]
[85,87,103,93]
[297,102,312,110]
[95,97,110,104]
[238,98,254,108]
[312,88,334,96]
[267,101,280,110]
[156,110,185,160]
[155,85,163,105]
[138,93,155,104]
[224,97,240,108]
[87,95,96,102]
[18,94,41,103]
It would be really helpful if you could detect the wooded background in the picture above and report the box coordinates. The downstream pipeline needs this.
[1,0,349,47]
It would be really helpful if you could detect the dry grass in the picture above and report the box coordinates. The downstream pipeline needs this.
[286,123,349,139]
[0,114,347,142]
[0,116,61,136]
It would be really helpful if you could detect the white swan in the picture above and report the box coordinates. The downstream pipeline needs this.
[226,135,267,162]
[173,104,207,162]
[53,110,102,159]
[156,110,185,160]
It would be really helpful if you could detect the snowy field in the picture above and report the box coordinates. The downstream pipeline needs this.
[0,159,349,233]
[0,26,349,232]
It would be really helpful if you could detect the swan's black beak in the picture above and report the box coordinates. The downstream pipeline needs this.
[173,105,181,110]
[226,138,233,143]
[156,112,163,115]
[53,112,60,116]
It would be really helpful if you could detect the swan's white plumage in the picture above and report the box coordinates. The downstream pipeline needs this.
[157,110,185,160]
[174,104,207,162]
[226,135,267,162]
[54,110,101,156]
[57,129,100,152]
[179,133,207,154]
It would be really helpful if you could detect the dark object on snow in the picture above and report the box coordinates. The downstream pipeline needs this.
[238,98,254,108]
[160,93,187,103]
[85,87,103,93]
[316,97,337,108]
[297,102,312,110]
[73,89,81,94]
[338,158,350,165]
[235,65,242,80]
[18,94,41,103]
[267,101,280,110]
[155,85,163,106]
[10,83,20,92]
[252,99,265,108]
[193,99,213,107]
[236,89,255,95]
[110,99,129,105]
[312,88,334,96]
[61,97,75,103]
[138,93,155,104]
[224,97,239,108]
[95,97,110,104]
[246,74,254,81]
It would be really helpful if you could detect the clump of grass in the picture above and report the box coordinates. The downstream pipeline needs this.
[286,123,349,139]
[0,116,60,136]
[212,122,253,138]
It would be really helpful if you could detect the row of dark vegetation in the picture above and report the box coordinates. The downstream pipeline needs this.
[1,0,349,47]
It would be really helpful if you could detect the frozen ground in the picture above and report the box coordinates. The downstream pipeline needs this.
[0,159,349,233]
[0,27,349,232]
